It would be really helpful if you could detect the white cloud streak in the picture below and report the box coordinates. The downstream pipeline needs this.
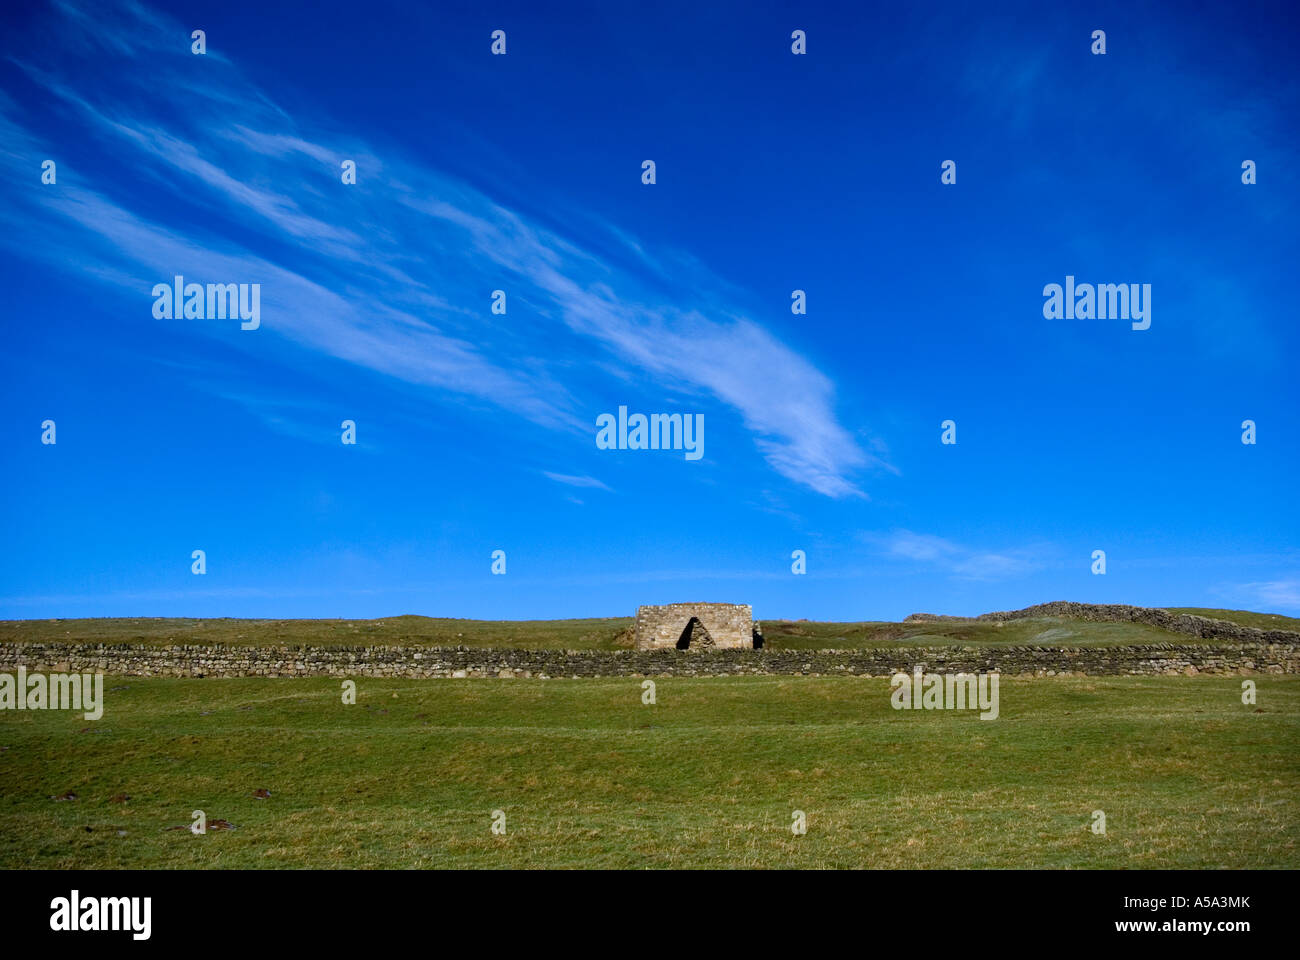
[0,0,875,497]
[872,530,1045,582]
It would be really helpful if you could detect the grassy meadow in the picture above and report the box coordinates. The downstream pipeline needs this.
[2,673,1296,869]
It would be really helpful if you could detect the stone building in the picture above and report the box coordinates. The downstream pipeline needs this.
[634,602,754,649]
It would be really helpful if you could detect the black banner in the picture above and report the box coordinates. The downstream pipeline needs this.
[1,869,1275,947]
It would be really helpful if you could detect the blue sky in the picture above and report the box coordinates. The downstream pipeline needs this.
[1,0,1297,622]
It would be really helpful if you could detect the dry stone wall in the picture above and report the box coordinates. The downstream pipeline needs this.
[2,640,1295,678]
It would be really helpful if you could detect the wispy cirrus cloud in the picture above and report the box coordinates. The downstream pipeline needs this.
[0,0,875,497]
[542,472,612,492]
[869,530,1046,581]
[1215,578,1300,612]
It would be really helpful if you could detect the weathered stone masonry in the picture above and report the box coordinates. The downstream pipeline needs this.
[634,603,752,649]
[1,641,1295,679]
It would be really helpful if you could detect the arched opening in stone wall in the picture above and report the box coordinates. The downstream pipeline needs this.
[675,616,715,649]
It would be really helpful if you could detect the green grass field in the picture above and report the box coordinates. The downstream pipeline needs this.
[2,673,1296,868]
[4,605,1293,651]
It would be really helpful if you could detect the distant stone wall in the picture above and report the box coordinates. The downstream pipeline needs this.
[2,640,1295,679]
[906,602,1300,645]
[634,603,753,649]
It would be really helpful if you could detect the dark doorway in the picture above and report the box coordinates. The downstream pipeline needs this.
[675,616,715,649]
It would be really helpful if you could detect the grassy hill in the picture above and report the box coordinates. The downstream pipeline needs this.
[1165,607,1300,632]
[0,615,635,650]
[2,605,1296,651]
